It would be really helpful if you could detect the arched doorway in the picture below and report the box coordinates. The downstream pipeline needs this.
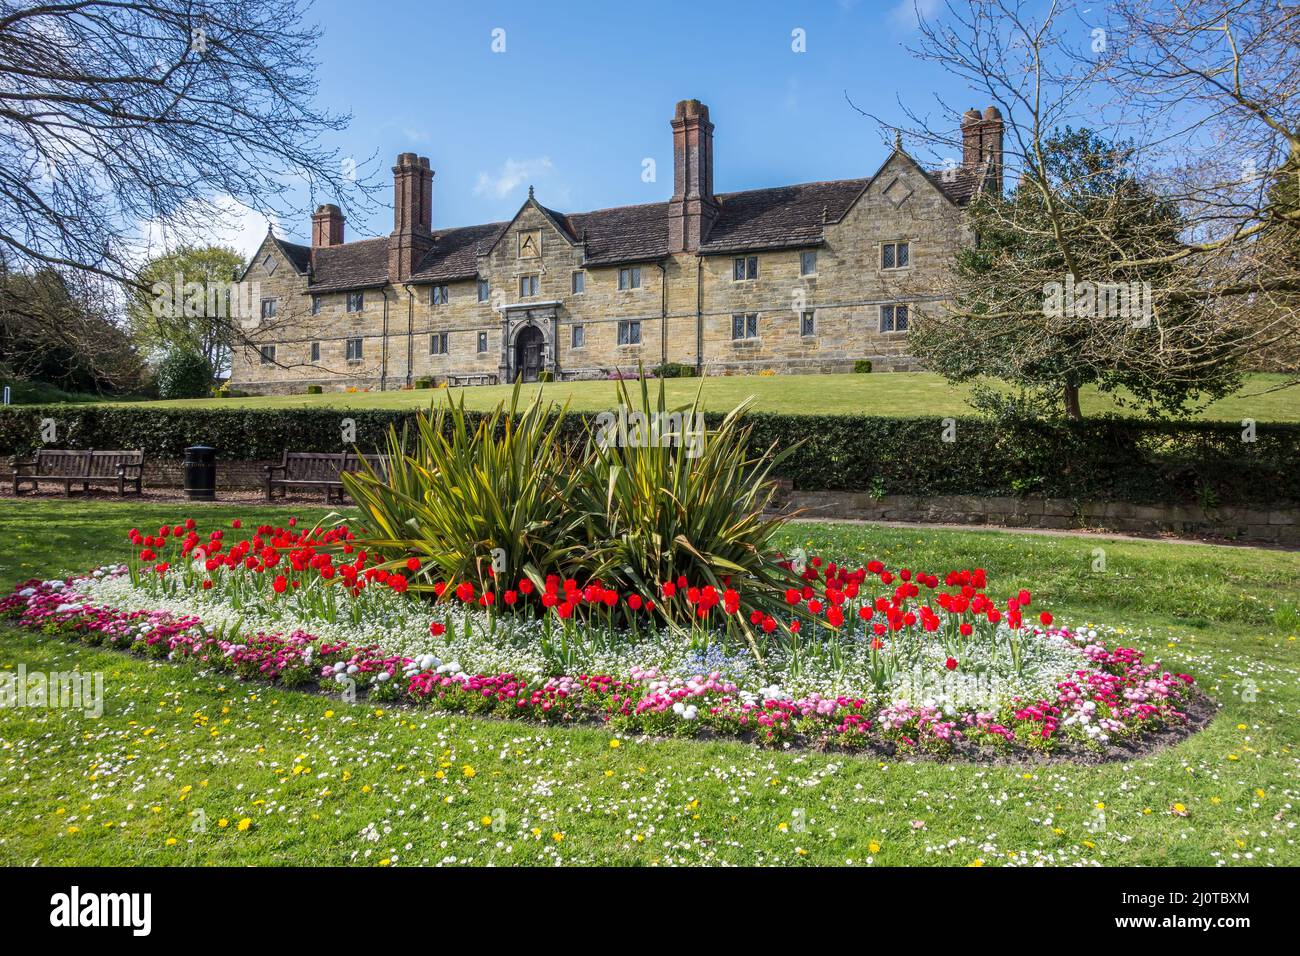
[514,325,544,383]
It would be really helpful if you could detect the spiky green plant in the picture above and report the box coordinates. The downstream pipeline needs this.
[340,382,585,593]
[577,375,804,656]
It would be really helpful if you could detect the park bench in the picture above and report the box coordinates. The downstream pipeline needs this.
[10,448,145,497]
[264,451,388,503]
[447,372,498,387]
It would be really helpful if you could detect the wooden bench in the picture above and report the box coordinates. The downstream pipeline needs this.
[10,449,145,497]
[264,451,388,503]
[447,372,498,387]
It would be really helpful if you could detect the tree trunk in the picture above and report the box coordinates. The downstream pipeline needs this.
[1063,383,1083,420]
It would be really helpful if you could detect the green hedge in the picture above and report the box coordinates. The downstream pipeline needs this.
[1,404,1296,505]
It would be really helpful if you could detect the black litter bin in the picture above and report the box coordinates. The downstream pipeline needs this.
[183,445,217,501]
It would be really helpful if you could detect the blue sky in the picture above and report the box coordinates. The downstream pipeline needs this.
[272,0,989,246]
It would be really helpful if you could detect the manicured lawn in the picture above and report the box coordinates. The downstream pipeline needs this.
[1,500,1297,865]
[90,371,1300,421]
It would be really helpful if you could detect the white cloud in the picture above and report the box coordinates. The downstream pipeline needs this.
[890,0,941,29]
[473,156,554,200]
[136,194,276,264]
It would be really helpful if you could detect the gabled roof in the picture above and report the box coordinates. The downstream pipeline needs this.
[271,235,312,273]
[306,237,390,293]
[564,202,670,265]
[291,151,992,291]
[411,222,508,282]
[699,180,866,254]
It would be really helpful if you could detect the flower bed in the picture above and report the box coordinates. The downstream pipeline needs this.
[0,516,1202,758]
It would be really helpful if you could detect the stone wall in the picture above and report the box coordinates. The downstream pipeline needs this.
[64,463,1296,543]
[778,488,1300,545]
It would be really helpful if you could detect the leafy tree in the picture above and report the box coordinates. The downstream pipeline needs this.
[0,266,146,394]
[154,347,214,400]
[912,128,1242,418]
[127,245,244,375]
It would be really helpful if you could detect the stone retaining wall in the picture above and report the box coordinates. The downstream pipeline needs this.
[778,488,1300,544]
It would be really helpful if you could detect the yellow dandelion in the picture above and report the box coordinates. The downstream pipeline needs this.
[462,765,476,778]
[552,832,564,842]
[236,817,252,831]
[609,738,621,748]
[218,819,229,828]
[480,816,494,826]
[869,840,881,853]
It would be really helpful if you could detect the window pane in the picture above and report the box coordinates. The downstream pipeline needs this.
[572,272,584,294]
[897,305,908,330]
[882,244,895,269]
[747,314,758,338]
[631,321,641,344]
[631,267,641,288]
[801,251,816,275]
[732,314,743,339]
[801,312,814,336]
[478,280,489,302]
[747,257,758,279]
[733,259,744,281]
[898,243,909,267]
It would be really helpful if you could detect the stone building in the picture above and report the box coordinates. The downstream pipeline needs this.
[230,100,1004,393]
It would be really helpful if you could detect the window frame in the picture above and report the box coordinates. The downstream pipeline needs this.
[571,324,585,349]
[431,284,449,305]
[800,250,818,276]
[477,331,489,354]
[346,291,364,313]
[881,241,911,271]
[430,332,448,355]
[477,279,490,302]
[731,312,759,341]
[879,303,910,332]
[310,295,321,316]
[519,274,539,298]
[258,344,276,365]
[800,310,816,337]
[260,297,278,320]
[571,271,585,295]
[345,337,364,362]
[733,256,759,281]
[617,319,642,346]
[618,266,642,291]
[310,341,321,363]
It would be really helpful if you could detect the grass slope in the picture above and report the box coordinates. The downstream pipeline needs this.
[91,372,1300,421]
[0,500,1297,866]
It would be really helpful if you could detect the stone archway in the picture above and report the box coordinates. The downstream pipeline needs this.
[514,324,545,383]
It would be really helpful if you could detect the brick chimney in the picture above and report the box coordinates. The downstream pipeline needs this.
[388,153,434,280]
[311,204,344,247]
[961,106,1004,195]
[667,99,719,253]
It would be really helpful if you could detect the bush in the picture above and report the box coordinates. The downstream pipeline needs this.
[853,360,873,374]
[1,397,1297,506]
[155,349,213,400]
[306,385,323,395]
[413,376,434,389]
[537,371,554,383]
[654,362,696,378]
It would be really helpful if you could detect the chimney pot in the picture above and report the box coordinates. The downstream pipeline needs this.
[311,203,345,247]
[668,97,719,253]
[389,151,435,280]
